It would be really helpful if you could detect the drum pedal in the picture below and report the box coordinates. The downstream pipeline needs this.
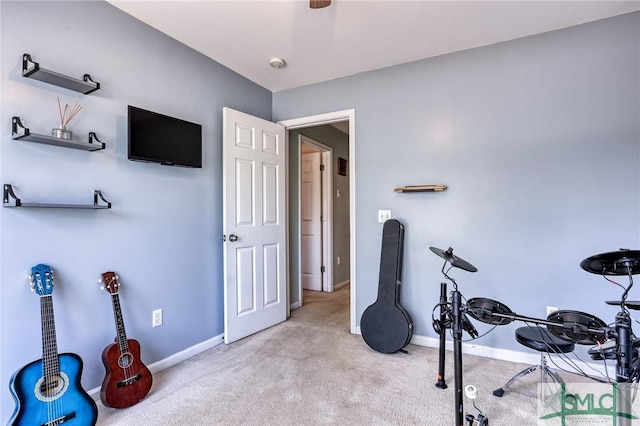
[465,385,489,426]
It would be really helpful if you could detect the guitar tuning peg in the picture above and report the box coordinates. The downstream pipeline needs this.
[98,278,102,283]
[100,285,105,290]
[115,274,119,280]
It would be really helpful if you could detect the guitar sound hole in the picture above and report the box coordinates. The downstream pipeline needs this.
[118,352,133,369]
[40,376,62,397]
[35,372,69,402]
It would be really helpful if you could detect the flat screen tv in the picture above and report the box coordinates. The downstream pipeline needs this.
[128,105,202,168]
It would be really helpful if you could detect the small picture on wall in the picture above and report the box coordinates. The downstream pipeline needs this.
[338,157,348,176]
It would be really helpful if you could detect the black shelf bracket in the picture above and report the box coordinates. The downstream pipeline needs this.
[11,116,29,138]
[22,53,100,94]
[3,184,111,209]
[12,116,105,151]
[93,190,112,209]
[3,184,21,207]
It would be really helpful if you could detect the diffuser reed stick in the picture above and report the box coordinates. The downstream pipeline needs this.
[57,97,82,127]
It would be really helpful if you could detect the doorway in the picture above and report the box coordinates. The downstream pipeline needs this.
[279,109,356,334]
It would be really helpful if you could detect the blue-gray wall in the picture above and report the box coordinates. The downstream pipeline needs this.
[0,1,271,421]
[274,12,640,349]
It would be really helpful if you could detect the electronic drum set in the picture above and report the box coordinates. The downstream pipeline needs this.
[430,246,640,426]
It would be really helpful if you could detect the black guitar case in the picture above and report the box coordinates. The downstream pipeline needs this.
[360,218,413,353]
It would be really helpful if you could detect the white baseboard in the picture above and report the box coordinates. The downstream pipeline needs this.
[290,301,301,310]
[410,334,543,365]
[356,328,610,379]
[88,333,225,401]
[334,280,350,290]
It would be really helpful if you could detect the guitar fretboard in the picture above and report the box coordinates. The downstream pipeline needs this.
[40,294,60,378]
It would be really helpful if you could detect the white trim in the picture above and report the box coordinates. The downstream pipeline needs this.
[321,148,333,292]
[280,110,354,129]
[285,123,290,319]
[290,301,302,310]
[409,334,543,365]
[355,327,611,380]
[87,333,225,401]
[296,142,304,305]
[334,279,350,290]
[279,109,357,334]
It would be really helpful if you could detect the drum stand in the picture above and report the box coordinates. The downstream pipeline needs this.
[612,262,639,383]
[435,282,448,390]
[614,309,638,382]
[606,260,640,426]
[435,280,488,426]
[435,281,470,426]
[611,308,638,426]
[430,247,482,426]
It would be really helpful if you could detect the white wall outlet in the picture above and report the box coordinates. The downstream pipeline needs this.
[337,256,341,265]
[152,308,163,327]
[378,210,391,223]
[546,306,558,317]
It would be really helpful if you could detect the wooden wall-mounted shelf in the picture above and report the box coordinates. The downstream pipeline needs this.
[394,185,447,193]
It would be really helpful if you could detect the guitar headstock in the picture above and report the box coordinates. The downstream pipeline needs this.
[30,264,54,296]
[99,271,120,294]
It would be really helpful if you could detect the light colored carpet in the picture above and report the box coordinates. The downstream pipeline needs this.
[96,286,567,425]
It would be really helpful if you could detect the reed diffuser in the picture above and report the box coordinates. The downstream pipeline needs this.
[52,97,82,140]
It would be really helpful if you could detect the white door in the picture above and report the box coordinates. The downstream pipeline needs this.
[301,152,322,291]
[223,107,286,344]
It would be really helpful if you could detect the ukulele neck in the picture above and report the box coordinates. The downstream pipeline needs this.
[111,293,130,352]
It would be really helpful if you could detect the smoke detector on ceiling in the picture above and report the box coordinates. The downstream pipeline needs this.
[269,57,286,69]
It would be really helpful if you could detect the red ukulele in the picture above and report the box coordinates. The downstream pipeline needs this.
[99,271,152,408]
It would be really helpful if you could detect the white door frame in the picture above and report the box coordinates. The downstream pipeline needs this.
[299,136,334,300]
[278,109,356,334]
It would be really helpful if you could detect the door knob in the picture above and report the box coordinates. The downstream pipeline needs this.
[228,234,239,242]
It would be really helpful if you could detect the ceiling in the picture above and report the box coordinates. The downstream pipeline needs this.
[107,1,640,92]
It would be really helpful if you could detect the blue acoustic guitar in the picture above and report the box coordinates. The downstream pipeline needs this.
[8,264,98,426]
